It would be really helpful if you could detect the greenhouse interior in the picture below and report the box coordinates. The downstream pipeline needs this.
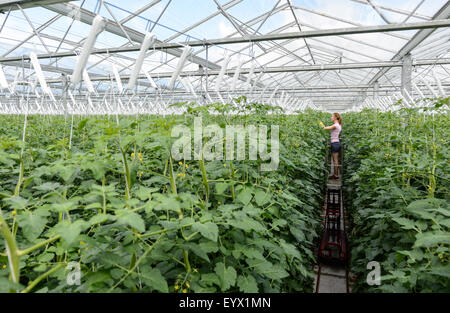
[0,0,448,296]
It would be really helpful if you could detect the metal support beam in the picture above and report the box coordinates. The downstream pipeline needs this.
[171,19,450,45]
[401,0,425,23]
[350,0,431,20]
[2,18,450,63]
[292,5,409,40]
[61,73,68,113]
[13,58,446,83]
[16,4,52,53]
[43,2,222,71]
[287,0,315,64]
[401,53,412,98]
[0,0,71,12]
[119,0,162,25]
[1,13,61,57]
[366,0,392,24]
[367,2,450,86]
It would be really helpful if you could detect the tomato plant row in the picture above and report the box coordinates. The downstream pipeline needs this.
[342,104,449,292]
[0,103,329,293]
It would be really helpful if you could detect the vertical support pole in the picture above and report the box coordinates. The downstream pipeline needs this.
[401,53,412,99]
[431,69,446,97]
[61,73,68,115]
[205,45,209,94]
[373,81,379,99]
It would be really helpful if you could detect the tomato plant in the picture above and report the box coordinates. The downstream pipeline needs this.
[0,104,329,293]
[343,101,449,292]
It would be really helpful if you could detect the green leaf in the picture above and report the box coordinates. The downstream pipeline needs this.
[280,240,302,260]
[237,275,258,292]
[78,119,88,131]
[33,182,61,192]
[242,248,265,260]
[134,186,153,201]
[432,208,450,217]
[89,214,111,226]
[262,264,289,280]
[88,161,106,181]
[126,198,140,208]
[414,231,450,248]
[85,271,110,287]
[280,191,301,205]
[228,217,266,233]
[159,220,180,230]
[406,198,447,219]
[6,196,29,209]
[57,165,77,182]
[192,222,218,242]
[407,198,446,211]
[439,218,450,228]
[51,201,77,213]
[85,202,102,210]
[396,249,424,263]
[115,210,145,233]
[180,217,195,227]
[215,182,229,195]
[246,259,289,280]
[214,262,236,292]
[154,194,181,212]
[254,189,270,206]
[55,220,88,245]
[184,243,210,262]
[199,241,218,253]
[200,273,219,286]
[236,187,253,205]
[391,217,416,230]
[22,177,33,190]
[110,268,123,280]
[407,209,435,220]
[17,212,47,242]
[428,266,450,279]
[289,225,305,242]
[141,268,169,292]
[378,284,408,293]
[0,278,23,293]
[119,135,135,150]
[37,253,55,262]
[33,264,47,272]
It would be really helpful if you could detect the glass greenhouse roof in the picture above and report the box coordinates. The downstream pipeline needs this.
[0,0,449,113]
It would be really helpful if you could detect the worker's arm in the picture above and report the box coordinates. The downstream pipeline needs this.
[323,125,336,131]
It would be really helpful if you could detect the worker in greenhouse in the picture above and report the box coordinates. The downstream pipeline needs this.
[323,113,342,179]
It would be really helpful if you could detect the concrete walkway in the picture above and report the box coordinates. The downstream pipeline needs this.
[314,149,350,293]
[314,264,348,293]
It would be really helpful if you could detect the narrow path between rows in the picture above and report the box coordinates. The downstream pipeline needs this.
[313,144,351,293]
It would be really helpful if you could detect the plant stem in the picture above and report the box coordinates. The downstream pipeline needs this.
[168,155,191,272]
[14,157,24,196]
[0,214,20,287]
[21,263,64,293]
[168,156,178,196]
[137,228,169,238]
[199,153,209,203]
[230,163,235,200]
[102,176,107,214]
[108,234,164,292]
[120,147,131,201]
[18,235,61,256]
[183,249,191,273]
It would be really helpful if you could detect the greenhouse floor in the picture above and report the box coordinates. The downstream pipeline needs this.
[314,157,353,293]
[314,264,347,293]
